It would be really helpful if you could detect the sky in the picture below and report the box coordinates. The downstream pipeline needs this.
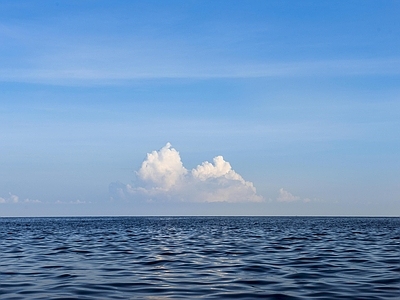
[0,0,399,216]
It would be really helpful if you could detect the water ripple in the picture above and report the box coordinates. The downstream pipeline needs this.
[0,216,399,299]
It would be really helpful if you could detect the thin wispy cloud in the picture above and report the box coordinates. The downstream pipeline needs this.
[1,58,399,85]
[110,143,263,203]
[0,19,400,85]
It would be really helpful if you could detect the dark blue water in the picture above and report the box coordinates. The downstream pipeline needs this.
[0,217,399,299]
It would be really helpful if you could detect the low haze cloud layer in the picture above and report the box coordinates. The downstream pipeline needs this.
[110,143,263,203]
[277,188,311,203]
[0,193,19,204]
[0,193,41,204]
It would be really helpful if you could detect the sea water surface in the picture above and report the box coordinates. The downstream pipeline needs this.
[0,217,399,299]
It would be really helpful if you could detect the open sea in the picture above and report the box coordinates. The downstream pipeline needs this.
[0,216,399,299]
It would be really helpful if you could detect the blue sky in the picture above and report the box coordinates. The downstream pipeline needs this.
[0,0,399,216]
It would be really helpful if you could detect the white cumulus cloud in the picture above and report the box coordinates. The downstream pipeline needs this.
[110,143,263,203]
[137,142,188,191]
[192,156,243,181]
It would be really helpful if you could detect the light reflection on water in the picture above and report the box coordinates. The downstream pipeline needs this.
[0,216,399,299]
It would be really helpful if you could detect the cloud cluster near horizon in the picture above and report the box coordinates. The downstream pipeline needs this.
[110,143,263,203]
[0,193,41,204]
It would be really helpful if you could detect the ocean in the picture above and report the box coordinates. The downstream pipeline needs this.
[1,216,399,299]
